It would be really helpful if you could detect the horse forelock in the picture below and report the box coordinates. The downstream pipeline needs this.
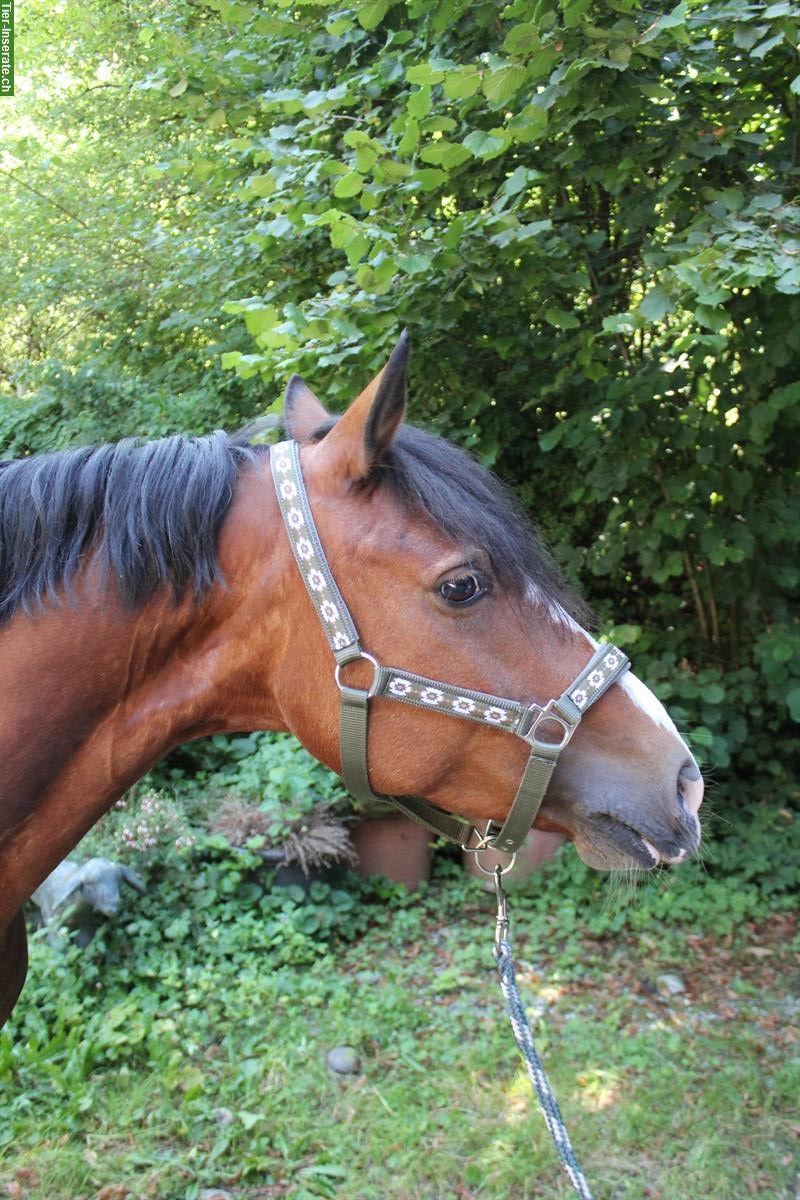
[301,415,590,625]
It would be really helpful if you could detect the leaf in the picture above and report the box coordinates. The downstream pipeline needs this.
[791,74,800,95]
[639,286,674,322]
[463,130,508,159]
[639,2,687,44]
[482,64,527,105]
[357,0,391,30]
[414,167,449,190]
[243,306,277,336]
[751,30,785,58]
[508,104,548,142]
[602,312,637,333]
[787,686,800,723]
[562,0,592,30]
[396,252,432,275]
[607,43,632,67]
[776,265,800,294]
[544,306,580,329]
[238,1110,264,1130]
[392,116,417,155]
[733,22,767,51]
[406,63,446,85]
[419,141,471,169]
[502,22,542,56]
[442,69,482,100]
[355,144,378,173]
[539,425,564,451]
[245,173,274,198]
[408,85,433,119]
[501,165,533,196]
[169,78,189,97]
[376,159,412,181]
[333,172,364,198]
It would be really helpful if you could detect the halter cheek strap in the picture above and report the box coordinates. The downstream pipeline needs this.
[271,439,629,855]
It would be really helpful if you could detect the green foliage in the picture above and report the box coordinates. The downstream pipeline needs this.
[1,0,798,836]
[154,731,352,844]
[1,854,797,1198]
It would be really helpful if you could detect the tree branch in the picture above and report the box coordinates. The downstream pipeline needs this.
[0,167,92,229]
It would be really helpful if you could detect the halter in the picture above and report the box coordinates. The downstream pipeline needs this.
[271,439,630,855]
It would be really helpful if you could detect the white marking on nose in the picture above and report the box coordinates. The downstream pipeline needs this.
[542,595,694,755]
[618,670,679,738]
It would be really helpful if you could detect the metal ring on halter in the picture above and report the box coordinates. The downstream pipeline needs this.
[474,849,518,877]
[334,651,381,699]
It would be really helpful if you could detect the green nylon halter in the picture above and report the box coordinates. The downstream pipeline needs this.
[270,439,630,854]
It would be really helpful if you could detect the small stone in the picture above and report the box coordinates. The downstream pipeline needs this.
[326,1045,361,1075]
[658,973,686,996]
[211,1107,234,1126]
[199,1190,234,1200]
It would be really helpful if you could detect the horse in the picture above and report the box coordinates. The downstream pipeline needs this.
[0,332,703,1028]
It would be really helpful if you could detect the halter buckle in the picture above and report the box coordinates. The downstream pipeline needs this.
[521,700,578,755]
[334,651,381,699]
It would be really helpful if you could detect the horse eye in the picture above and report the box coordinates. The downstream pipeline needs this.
[439,573,487,606]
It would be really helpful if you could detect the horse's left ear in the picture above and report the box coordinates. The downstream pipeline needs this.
[284,375,331,442]
[316,330,409,481]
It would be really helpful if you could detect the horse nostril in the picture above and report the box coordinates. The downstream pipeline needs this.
[678,760,704,818]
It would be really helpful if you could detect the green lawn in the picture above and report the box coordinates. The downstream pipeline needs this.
[1,863,797,1200]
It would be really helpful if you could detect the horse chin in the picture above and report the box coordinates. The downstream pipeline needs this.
[571,818,662,872]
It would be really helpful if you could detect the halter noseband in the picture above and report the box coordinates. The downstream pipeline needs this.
[271,439,630,855]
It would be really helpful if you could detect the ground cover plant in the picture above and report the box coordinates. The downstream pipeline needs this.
[1,763,798,1200]
[2,745,795,1192]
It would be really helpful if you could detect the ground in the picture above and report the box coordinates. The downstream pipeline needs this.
[0,879,797,1200]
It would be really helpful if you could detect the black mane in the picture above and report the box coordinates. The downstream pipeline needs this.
[0,419,588,629]
[0,432,263,627]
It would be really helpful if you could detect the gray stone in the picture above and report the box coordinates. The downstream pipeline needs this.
[199,1190,234,1200]
[327,1045,361,1075]
[658,972,687,996]
[211,1107,234,1126]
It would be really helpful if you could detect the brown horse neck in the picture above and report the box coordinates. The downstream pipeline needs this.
[0,457,291,913]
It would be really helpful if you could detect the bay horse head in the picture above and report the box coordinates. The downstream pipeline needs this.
[0,331,702,1026]
[267,331,703,871]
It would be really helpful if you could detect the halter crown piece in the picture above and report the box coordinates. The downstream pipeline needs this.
[271,439,630,855]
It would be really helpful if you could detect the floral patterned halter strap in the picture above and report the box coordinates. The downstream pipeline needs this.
[270,439,630,855]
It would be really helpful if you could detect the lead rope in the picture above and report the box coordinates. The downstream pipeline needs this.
[491,865,594,1200]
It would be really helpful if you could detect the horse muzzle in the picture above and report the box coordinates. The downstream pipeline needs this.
[550,755,704,871]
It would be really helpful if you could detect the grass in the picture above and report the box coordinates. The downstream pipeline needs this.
[1,856,798,1200]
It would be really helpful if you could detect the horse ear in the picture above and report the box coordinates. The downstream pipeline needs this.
[316,330,409,481]
[284,375,330,442]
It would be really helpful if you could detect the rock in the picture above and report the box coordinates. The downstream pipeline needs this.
[199,1190,234,1200]
[326,1045,361,1075]
[657,972,686,996]
[211,1107,234,1126]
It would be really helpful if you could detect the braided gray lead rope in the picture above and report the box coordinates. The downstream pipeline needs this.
[491,866,594,1200]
